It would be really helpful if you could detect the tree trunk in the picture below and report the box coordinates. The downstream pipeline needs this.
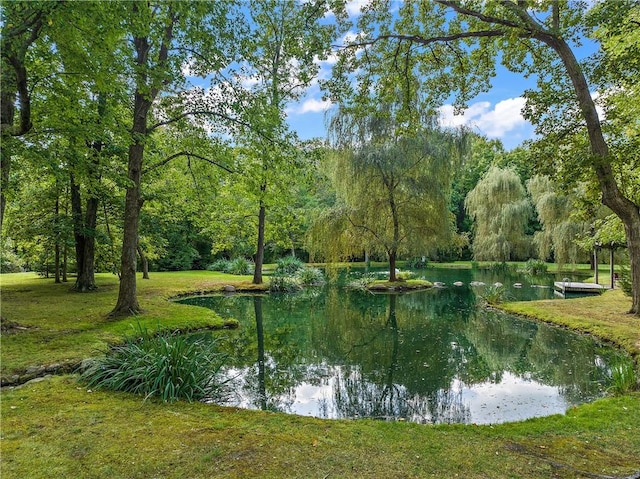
[110,5,174,317]
[54,194,61,283]
[62,243,68,282]
[137,244,149,279]
[253,202,266,284]
[389,250,397,282]
[70,172,99,292]
[110,131,145,316]
[547,35,640,315]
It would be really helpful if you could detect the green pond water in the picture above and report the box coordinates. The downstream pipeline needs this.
[178,268,628,424]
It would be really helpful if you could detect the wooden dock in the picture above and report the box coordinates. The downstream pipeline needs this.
[553,281,604,297]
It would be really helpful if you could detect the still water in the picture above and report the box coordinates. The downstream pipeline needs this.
[179,269,626,424]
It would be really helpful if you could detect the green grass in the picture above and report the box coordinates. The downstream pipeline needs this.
[0,271,265,379]
[499,289,640,363]
[2,376,639,478]
[1,269,640,478]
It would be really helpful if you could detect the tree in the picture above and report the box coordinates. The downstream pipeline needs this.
[232,0,339,284]
[110,1,239,316]
[465,166,531,262]
[310,105,467,281]
[526,174,589,266]
[332,1,640,314]
[0,1,59,232]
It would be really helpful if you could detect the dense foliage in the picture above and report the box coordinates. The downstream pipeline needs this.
[80,329,228,402]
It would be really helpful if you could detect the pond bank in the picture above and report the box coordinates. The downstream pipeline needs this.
[1,271,639,478]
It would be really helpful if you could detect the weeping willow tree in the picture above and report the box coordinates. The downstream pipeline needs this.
[308,106,468,281]
[526,175,589,266]
[465,167,531,262]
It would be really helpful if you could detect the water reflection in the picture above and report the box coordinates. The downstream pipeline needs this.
[181,283,628,424]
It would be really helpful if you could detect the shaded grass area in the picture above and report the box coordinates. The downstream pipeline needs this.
[500,289,640,363]
[2,376,639,479]
[0,272,266,379]
[2,269,640,478]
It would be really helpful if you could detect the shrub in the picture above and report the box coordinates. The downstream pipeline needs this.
[269,274,302,292]
[79,329,229,402]
[488,261,517,273]
[207,259,231,272]
[407,257,428,269]
[227,257,253,275]
[347,272,377,290]
[296,266,325,286]
[478,285,513,305]
[275,255,304,275]
[617,266,632,297]
[523,258,548,275]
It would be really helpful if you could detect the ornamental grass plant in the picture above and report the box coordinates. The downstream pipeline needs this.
[80,328,229,403]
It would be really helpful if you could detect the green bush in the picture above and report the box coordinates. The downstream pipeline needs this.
[523,258,548,275]
[79,329,229,403]
[617,266,632,297]
[296,266,325,286]
[269,274,302,292]
[207,259,231,272]
[275,255,304,275]
[407,257,428,269]
[478,285,513,305]
[227,257,254,275]
[488,261,517,273]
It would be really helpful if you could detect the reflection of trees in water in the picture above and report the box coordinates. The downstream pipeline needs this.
[328,294,471,424]
[180,287,624,422]
[464,308,618,404]
[330,367,470,424]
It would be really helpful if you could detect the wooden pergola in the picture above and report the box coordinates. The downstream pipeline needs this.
[593,241,624,289]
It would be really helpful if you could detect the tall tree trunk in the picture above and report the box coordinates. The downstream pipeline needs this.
[62,243,68,282]
[389,250,397,282]
[546,36,640,315]
[110,119,145,316]
[110,5,175,317]
[70,171,99,292]
[55,194,61,283]
[70,172,85,280]
[253,202,266,284]
[137,244,149,279]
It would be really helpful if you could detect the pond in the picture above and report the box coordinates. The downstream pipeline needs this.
[178,269,628,425]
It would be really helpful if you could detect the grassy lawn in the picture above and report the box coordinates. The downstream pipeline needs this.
[1,270,639,478]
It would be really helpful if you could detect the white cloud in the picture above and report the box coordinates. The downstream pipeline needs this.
[345,0,369,17]
[438,97,528,139]
[291,97,333,114]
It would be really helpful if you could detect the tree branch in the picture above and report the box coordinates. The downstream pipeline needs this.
[142,150,235,175]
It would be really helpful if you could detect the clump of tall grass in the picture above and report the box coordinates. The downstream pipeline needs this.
[478,285,513,306]
[269,274,302,292]
[275,255,305,275]
[207,257,253,275]
[79,329,229,403]
[488,261,517,273]
[523,258,548,275]
[296,266,325,286]
[227,257,253,275]
[608,360,638,395]
[346,272,378,290]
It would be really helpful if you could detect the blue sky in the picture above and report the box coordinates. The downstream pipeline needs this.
[283,1,599,151]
